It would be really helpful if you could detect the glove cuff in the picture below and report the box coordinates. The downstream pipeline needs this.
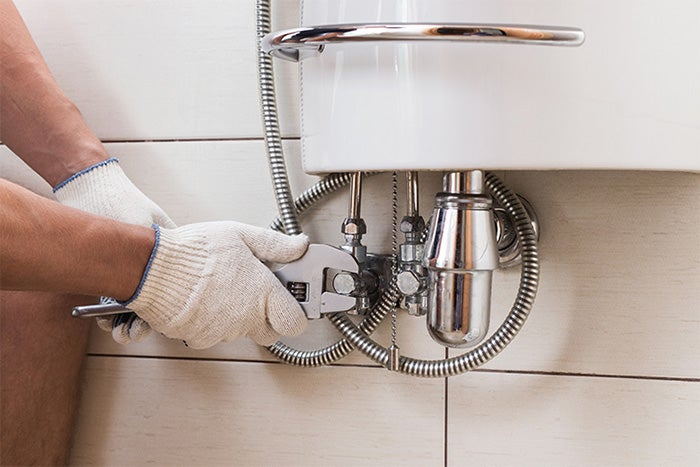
[53,157,132,214]
[53,157,120,193]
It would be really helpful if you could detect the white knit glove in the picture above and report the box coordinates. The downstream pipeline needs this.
[53,157,176,344]
[53,157,175,227]
[124,222,309,349]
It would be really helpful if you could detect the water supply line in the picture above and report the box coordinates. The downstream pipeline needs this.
[328,172,540,377]
[256,0,540,375]
[256,0,301,236]
[257,0,396,366]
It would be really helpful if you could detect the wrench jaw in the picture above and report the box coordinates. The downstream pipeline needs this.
[271,244,361,319]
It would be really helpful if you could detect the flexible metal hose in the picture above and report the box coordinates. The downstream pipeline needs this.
[267,280,398,367]
[258,0,397,366]
[256,0,301,235]
[256,1,538,373]
[327,172,540,377]
[267,173,399,367]
[264,170,537,373]
[268,172,353,232]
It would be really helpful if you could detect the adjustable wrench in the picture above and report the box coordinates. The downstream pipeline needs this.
[71,244,360,320]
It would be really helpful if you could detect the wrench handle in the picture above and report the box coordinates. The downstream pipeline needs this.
[72,302,131,318]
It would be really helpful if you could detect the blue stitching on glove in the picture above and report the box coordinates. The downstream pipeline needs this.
[52,157,119,193]
[119,224,161,306]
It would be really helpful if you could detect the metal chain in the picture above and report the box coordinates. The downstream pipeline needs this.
[387,171,400,370]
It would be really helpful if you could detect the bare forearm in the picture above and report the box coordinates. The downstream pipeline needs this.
[0,179,154,301]
[0,0,108,186]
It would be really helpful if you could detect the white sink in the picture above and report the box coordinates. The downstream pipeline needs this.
[299,0,699,173]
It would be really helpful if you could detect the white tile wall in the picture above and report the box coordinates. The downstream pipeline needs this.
[2,1,698,465]
[69,357,445,466]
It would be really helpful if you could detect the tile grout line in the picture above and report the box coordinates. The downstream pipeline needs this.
[85,352,700,383]
[474,368,700,383]
[2,137,301,150]
[86,353,383,369]
[99,136,301,144]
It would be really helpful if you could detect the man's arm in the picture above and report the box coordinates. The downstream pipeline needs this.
[0,176,152,465]
[0,0,108,186]
[0,178,153,300]
[0,177,310,349]
[1,0,175,343]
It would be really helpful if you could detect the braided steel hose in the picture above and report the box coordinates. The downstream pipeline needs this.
[327,172,540,377]
[257,0,301,235]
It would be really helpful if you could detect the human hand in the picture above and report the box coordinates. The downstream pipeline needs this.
[53,157,175,343]
[124,222,309,349]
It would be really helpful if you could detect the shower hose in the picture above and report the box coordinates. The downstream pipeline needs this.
[256,0,539,377]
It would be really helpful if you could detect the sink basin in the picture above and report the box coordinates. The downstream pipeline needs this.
[299,0,699,173]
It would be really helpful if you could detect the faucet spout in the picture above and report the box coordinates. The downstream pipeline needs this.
[423,171,499,348]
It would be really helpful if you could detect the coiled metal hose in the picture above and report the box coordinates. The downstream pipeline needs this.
[265,172,398,367]
[257,0,397,366]
[256,1,539,374]
[327,172,540,377]
[256,0,301,235]
[268,172,352,232]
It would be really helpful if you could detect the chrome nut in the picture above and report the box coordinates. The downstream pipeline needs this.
[406,301,425,317]
[404,294,428,316]
[333,272,360,295]
[342,218,367,236]
[400,215,425,234]
[397,270,423,295]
